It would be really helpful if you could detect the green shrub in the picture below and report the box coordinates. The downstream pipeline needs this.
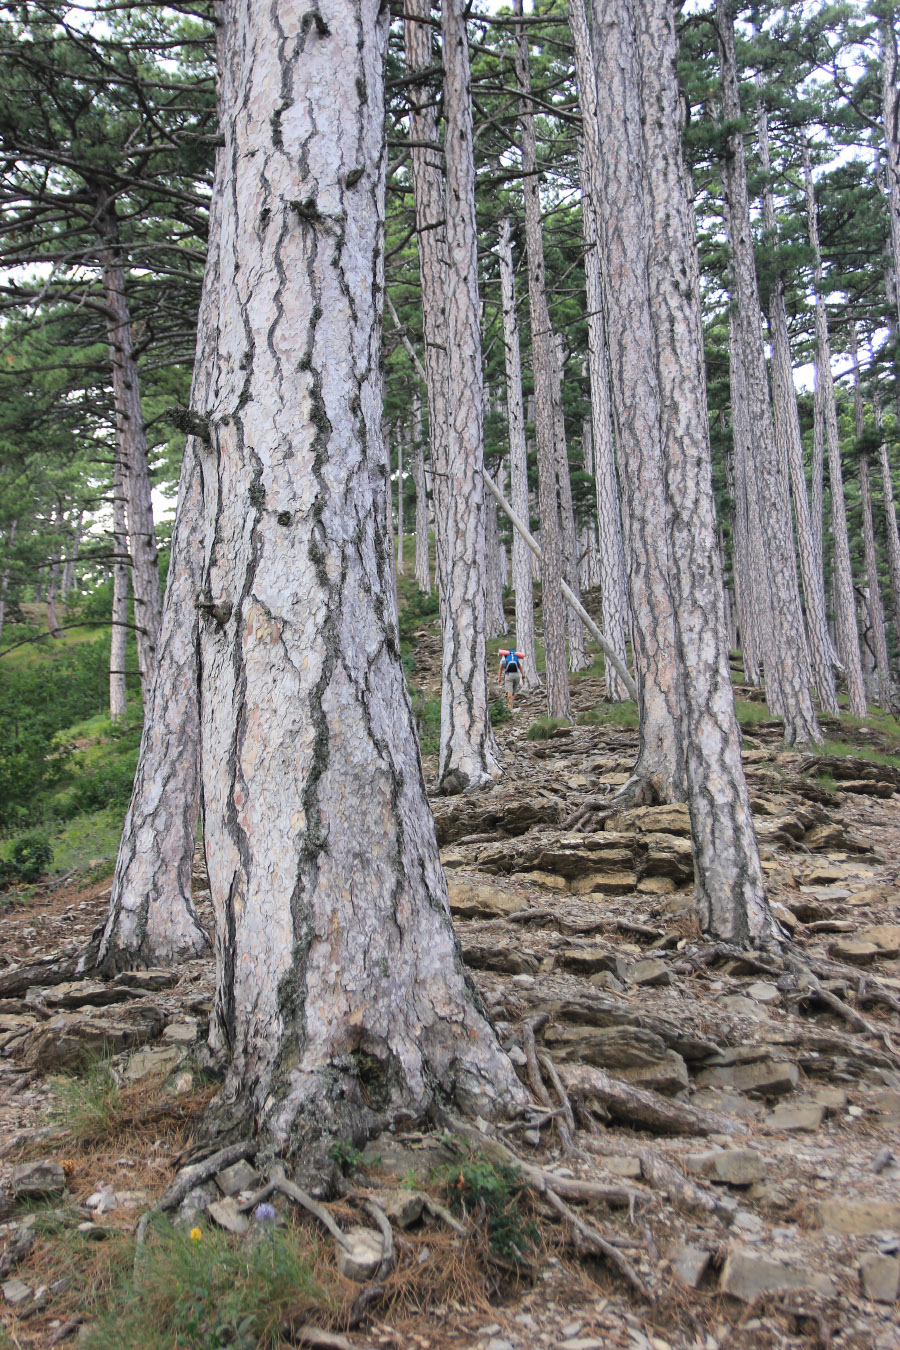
[525,716,569,741]
[1,831,53,883]
[441,1153,537,1266]
[50,1055,122,1144]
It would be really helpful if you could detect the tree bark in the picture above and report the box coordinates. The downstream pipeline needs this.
[553,333,588,670]
[411,390,430,593]
[485,468,507,640]
[724,373,761,688]
[60,512,82,603]
[851,332,891,703]
[109,449,130,724]
[579,0,685,799]
[436,0,501,789]
[497,216,541,687]
[632,0,777,943]
[716,4,820,746]
[757,102,838,714]
[512,0,571,720]
[874,391,900,655]
[396,430,404,576]
[45,511,63,639]
[801,144,867,717]
[96,200,163,700]
[578,134,629,702]
[195,0,524,1148]
[881,10,900,330]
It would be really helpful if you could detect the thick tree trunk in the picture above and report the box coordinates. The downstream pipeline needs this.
[724,377,761,688]
[811,342,826,583]
[497,217,541,687]
[437,0,500,789]
[716,4,820,746]
[109,450,130,724]
[197,0,524,1147]
[580,0,684,799]
[757,105,838,714]
[632,0,777,943]
[0,517,16,646]
[485,470,507,640]
[578,136,629,702]
[512,0,571,720]
[802,146,867,717]
[96,201,163,700]
[396,431,404,576]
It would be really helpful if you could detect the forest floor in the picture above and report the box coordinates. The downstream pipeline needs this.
[1,616,900,1348]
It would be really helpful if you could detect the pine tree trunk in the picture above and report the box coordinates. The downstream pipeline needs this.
[801,146,867,717]
[485,471,507,640]
[96,201,163,700]
[411,390,430,593]
[512,0,571,720]
[811,342,826,583]
[196,0,523,1148]
[757,104,838,714]
[497,216,541,687]
[553,333,588,670]
[0,518,16,647]
[723,393,761,688]
[881,11,900,329]
[437,0,500,789]
[60,512,82,603]
[579,0,684,799]
[45,509,63,639]
[851,333,891,703]
[577,131,629,702]
[109,450,129,724]
[633,0,777,942]
[874,393,900,653]
[396,432,404,576]
[716,4,820,746]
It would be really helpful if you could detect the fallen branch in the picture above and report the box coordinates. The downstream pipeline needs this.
[541,1186,651,1300]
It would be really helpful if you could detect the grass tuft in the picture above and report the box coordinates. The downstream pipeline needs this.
[526,717,569,741]
[49,1055,124,1146]
[80,1216,333,1350]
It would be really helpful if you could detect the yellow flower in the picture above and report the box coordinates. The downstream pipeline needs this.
[189,1227,202,1243]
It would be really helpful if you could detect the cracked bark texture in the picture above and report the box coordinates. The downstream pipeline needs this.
[882,11,900,331]
[109,448,129,723]
[802,146,867,717]
[497,217,540,687]
[575,119,628,702]
[96,201,163,699]
[716,3,820,746]
[553,333,588,671]
[757,102,838,714]
[633,0,776,943]
[512,0,570,720]
[437,0,500,789]
[583,0,684,801]
[724,352,762,689]
[197,0,523,1146]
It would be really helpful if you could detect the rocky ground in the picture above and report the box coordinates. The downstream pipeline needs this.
[1,669,900,1348]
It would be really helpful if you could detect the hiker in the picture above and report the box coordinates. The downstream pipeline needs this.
[497,648,526,712]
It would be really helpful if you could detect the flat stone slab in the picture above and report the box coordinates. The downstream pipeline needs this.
[686,1148,766,1187]
[628,958,670,987]
[123,1046,185,1082]
[670,1242,710,1289]
[216,1160,261,1197]
[818,1199,900,1235]
[207,1198,250,1236]
[9,1160,66,1198]
[766,1103,825,1133]
[829,939,879,965]
[861,925,900,957]
[696,1058,798,1097]
[859,1253,900,1303]
[720,1246,837,1301]
[1,1278,32,1307]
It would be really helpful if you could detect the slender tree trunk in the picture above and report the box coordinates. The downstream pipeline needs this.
[716,4,820,745]
[411,390,430,593]
[881,10,900,330]
[60,512,82,604]
[874,392,900,654]
[396,430,404,576]
[757,104,838,714]
[851,333,891,703]
[801,145,867,717]
[553,333,588,670]
[109,450,130,724]
[512,0,571,720]
[577,132,629,701]
[0,517,16,647]
[437,0,500,789]
[723,396,761,688]
[630,0,777,942]
[196,0,524,1149]
[96,200,163,700]
[497,216,541,687]
[484,469,507,640]
[579,0,684,799]
[45,508,63,639]
[811,340,826,583]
